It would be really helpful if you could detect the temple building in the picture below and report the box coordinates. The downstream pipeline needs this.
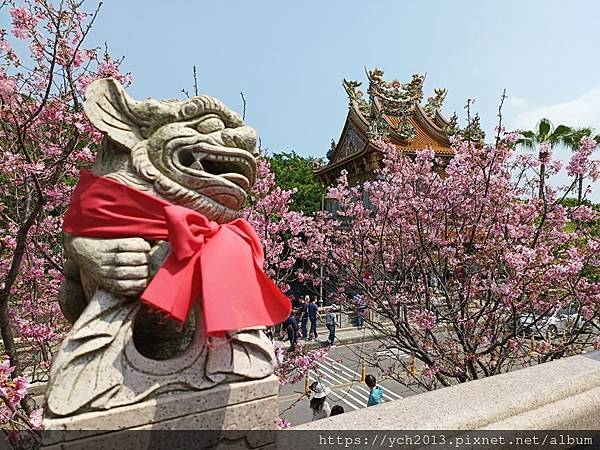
[313,69,456,187]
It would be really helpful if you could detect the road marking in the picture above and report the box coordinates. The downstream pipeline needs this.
[325,356,404,401]
[352,384,375,397]
[325,360,361,381]
[328,389,363,411]
[309,369,365,410]
[310,365,349,386]
[310,356,406,408]
[345,382,402,402]
[330,362,360,381]
[312,359,356,385]
[325,356,361,377]
[319,360,382,405]
[309,359,369,410]
[331,387,366,409]
[380,385,403,400]
[374,349,410,359]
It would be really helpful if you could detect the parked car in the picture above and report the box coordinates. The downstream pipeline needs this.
[517,304,593,340]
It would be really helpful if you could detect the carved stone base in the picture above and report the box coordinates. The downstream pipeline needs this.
[42,375,279,449]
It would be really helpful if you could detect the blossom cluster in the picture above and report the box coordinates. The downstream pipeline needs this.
[242,158,331,293]
[274,343,328,386]
[567,136,599,179]
[0,356,42,430]
[309,130,600,389]
[0,0,132,386]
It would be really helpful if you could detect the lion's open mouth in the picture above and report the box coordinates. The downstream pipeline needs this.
[174,145,256,192]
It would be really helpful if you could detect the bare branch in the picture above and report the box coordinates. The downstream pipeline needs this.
[193,65,199,96]
[495,89,507,146]
[240,91,247,120]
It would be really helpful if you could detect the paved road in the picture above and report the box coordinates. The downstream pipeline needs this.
[278,341,423,427]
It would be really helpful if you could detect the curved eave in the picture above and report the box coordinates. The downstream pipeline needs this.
[412,103,450,145]
[314,94,454,178]
[433,108,450,128]
[349,98,371,129]
[372,99,450,147]
[313,106,370,176]
[313,142,374,177]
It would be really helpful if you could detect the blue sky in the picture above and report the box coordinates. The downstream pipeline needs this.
[84,0,600,154]
[4,1,600,195]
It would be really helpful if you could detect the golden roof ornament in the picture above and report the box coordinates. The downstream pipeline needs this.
[342,78,369,115]
[424,88,448,118]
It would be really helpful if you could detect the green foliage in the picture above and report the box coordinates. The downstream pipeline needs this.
[267,151,325,214]
[518,118,573,149]
[558,197,600,211]
[538,118,551,140]
[560,127,600,155]
[554,124,572,137]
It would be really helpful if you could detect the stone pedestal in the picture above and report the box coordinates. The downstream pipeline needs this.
[42,375,279,449]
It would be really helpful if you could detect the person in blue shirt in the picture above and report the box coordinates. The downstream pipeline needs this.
[282,312,298,351]
[300,295,309,339]
[308,297,319,340]
[365,374,383,407]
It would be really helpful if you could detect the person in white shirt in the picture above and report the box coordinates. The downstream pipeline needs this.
[309,381,331,420]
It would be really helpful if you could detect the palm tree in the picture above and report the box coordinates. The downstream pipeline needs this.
[517,118,572,199]
[562,127,600,204]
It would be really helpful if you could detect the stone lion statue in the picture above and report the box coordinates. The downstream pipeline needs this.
[45,79,276,418]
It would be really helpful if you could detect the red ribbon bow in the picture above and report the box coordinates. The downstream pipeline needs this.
[62,170,291,336]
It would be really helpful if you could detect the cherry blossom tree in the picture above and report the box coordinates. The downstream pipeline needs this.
[242,158,334,428]
[313,129,600,392]
[0,0,131,387]
[242,157,330,296]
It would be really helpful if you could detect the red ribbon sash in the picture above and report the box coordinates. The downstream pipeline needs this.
[62,170,291,336]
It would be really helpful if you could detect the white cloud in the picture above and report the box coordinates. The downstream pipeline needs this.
[505,95,528,110]
[509,86,600,132]
[502,87,600,202]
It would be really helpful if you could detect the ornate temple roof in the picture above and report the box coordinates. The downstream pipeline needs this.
[315,69,454,183]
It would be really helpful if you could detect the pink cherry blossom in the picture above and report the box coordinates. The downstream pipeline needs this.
[0,1,134,430]
[10,6,38,39]
[306,130,600,389]
[276,416,291,429]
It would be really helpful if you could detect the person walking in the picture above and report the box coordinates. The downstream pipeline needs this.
[353,292,364,328]
[325,305,338,347]
[365,374,384,407]
[308,297,319,340]
[309,382,331,420]
[281,312,298,351]
[300,295,310,339]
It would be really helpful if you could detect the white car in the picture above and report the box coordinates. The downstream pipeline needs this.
[518,304,592,340]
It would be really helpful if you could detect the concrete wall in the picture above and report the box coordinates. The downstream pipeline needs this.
[43,375,279,448]
[295,351,600,430]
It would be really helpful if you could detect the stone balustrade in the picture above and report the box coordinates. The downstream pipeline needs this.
[294,351,600,430]
[311,307,387,330]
